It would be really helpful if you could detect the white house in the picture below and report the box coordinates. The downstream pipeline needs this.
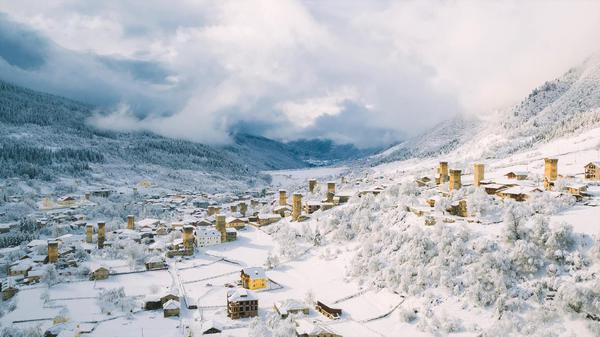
[196,228,221,247]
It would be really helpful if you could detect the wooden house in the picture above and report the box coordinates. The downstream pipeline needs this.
[295,319,342,337]
[483,184,510,195]
[226,217,247,229]
[496,186,542,202]
[315,301,342,319]
[227,289,258,319]
[241,267,268,290]
[1,278,18,300]
[585,162,600,180]
[274,299,309,318]
[163,299,180,317]
[226,228,237,242]
[145,256,166,270]
[304,202,321,214]
[504,171,529,180]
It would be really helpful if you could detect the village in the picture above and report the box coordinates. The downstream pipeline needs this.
[0,152,599,337]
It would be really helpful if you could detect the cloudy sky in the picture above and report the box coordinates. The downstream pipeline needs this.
[1,0,600,147]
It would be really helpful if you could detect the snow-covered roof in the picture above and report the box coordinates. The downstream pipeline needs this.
[242,267,266,279]
[163,299,180,310]
[295,319,335,335]
[137,218,160,228]
[505,171,529,176]
[500,186,542,195]
[196,228,221,238]
[274,299,308,315]
[227,288,257,302]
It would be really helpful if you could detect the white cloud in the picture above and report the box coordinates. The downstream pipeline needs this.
[1,0,600,146]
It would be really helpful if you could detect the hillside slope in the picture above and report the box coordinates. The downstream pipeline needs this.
[375,54,600,165]
[0,80,350,189]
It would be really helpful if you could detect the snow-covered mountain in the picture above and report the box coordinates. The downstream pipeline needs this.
[0,80,367,190]
[375,54,600,165]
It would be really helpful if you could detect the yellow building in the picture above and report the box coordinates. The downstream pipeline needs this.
[241,267,268,290]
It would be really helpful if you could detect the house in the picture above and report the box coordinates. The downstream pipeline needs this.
[57,196,77,206]
[143,295,162,310]
[227,289,258,319]
[315,301,342,320]
[416,176,432,187]
[163,299,180,317]
[89,266,109,280]
[199,320,222,334]
[25,268,45,284]
[483,184,510,195]
[426,195,441,207]
[273,205,292,218]
[226,228,237,242]
[304,202,321,214]
[160,290,180,304]
[295,319,342,337]
[9,259,34,276]
[496,186,542,202]
[226,217,247,229]
[241,267,268,290]
[446,200,468,217]
[565,183,588,196]
[196,228,221,247]
[1,278,18,300]
[273,299,309,318]
[145,256,166,270]
[585,162,600,180]
[504,171,529,180]
[257,213,282,226]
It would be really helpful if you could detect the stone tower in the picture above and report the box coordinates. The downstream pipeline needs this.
[97,222,106,249]
[292,193,302,221]
[473,163,485,187]
[48,241,59,263]
[183,225,195,255]
[216,215,227,243]
[438,162,449,184]
[278,190,287,206]
[239,202,248,216]
[85,224,93,243]
[544,158,558,181]
[127,215,135,230]
[449,169,462,192]
[308,179,317,193]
